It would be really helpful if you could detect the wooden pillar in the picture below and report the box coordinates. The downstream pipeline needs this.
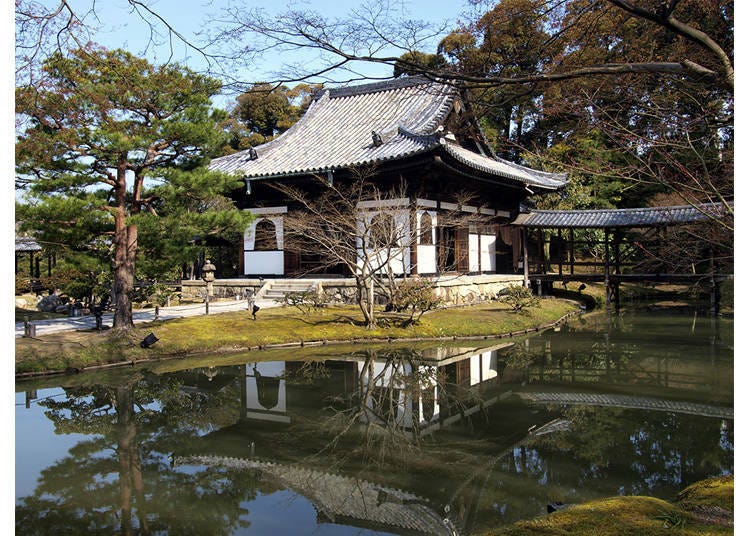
[569,228,575,275]
[35,257,41,279]
[604,228,611,305]
[47,253,52,277]
[613,230,621,309]
[410,204,419,276]
[709,248,719,315]
[522,228,529,288]
[537,229,544,273]
[477,230,482,274]
[29,251,34,277]
[557,228,563,276]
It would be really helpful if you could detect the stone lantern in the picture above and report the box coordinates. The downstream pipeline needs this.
[201,259,216,301]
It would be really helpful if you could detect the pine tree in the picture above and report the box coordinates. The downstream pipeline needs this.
[16,46,249,330]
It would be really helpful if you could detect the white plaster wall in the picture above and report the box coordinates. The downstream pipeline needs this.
[244,213,285,275]
[244,251,284,275]
[357,209,411,275]
[245,215,284,251]
[469,233,480,272]
[417,245,437,273]
[417,211,437,274]
[480,234,497,272]
[469,233,497,272]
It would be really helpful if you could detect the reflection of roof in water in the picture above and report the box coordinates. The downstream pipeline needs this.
[518,392,733,419]
[173,455,455,536]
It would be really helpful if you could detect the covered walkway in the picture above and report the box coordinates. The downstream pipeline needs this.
[512,202,732,309]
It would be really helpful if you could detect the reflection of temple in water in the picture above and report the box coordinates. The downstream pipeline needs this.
[244,361,290,423]
[170,345,520,536]
[174,454,457,536]
[231,343,512,434]
[168,335,731,535]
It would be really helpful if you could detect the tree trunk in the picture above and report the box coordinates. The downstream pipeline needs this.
[116,386,136,535]
[355,274,376,329]
[113,164,136,330]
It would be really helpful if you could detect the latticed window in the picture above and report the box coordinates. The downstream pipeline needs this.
[419,212,433,245]
[254,219,277,251]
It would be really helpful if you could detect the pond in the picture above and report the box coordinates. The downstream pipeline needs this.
[16,309,733,535]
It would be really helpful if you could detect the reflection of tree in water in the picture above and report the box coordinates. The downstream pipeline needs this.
[15,374,261,535]
[520,405,733,496]
[284,348,486,470]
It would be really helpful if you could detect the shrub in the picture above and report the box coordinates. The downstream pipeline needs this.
[15,276,31,296]
[496,284,540,312]
[390,278,443,326]
[277,290,326,315]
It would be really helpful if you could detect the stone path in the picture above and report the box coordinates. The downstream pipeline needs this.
[15,298,280,337]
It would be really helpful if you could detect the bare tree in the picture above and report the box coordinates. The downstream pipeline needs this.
[15,0,224,87]
[274,169,488,329]
[205,0,732,90]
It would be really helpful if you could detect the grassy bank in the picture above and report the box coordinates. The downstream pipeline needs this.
[487,475,733,536]
[16,298,578,375]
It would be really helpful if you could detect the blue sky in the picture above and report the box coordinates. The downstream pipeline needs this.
[56,0,471,107]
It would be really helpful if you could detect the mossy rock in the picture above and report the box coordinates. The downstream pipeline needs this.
[676,475,733,528]
[485,477,734,535]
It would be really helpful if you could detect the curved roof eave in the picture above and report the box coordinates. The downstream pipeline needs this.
[439,141,568,190]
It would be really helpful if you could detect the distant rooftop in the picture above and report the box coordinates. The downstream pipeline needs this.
[210,76,566,190]
[15,236,42,252]
[512,202,731,228]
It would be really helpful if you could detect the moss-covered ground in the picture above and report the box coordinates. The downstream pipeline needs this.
[485,475,733,535]
[16,298,578,375]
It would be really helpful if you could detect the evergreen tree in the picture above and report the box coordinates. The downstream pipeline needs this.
[16,46,249,330]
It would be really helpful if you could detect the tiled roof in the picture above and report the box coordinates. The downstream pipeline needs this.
[16,236,42,252]
[175,455,454,535]
[512,202,731,228]
[210,76,566,189]
[440,140,567,190]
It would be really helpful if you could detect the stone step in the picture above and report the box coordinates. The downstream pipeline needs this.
[256,280,318,302]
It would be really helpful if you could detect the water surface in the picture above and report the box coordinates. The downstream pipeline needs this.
[16,309,733,535]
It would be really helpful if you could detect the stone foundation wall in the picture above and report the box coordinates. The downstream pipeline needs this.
[181,274,525,306]
[181,279,264,300]
[433,274,525,306]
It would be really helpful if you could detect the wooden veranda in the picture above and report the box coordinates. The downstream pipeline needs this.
[511,202,732,310]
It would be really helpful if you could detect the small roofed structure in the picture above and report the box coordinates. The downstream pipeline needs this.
[210,76,566,277]
[511,202,732,310]
[15,234,54,284]
[15,236,42,253]
[512,202,730,228]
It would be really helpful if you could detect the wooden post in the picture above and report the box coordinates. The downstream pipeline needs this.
[569,228,575,275]
[522,228,530,288]
[557,228,563,277]
[613,230,621,309]
[410,204,419,276]
[709,248,719,315]
[477,231,482,274]
[604,228,611,305]
[537,229,544,273]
